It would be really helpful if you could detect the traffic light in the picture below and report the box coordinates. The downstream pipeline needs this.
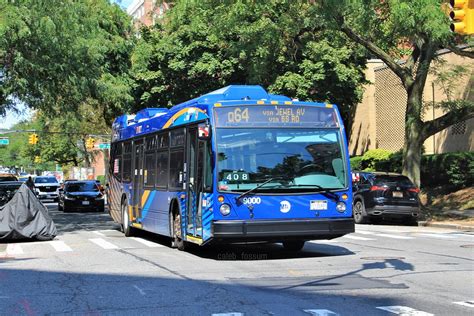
[449,0,474,35]
[34,156,41,163]
[86,137,96,149]
[28,133,39,145]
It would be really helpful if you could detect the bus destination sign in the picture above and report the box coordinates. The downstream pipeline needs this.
[214,105,339,128]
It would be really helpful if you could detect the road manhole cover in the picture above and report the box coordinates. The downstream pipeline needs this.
[460,244,474,248]
[360,256,405,260]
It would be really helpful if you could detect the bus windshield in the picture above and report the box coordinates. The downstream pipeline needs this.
[216,128,347,192]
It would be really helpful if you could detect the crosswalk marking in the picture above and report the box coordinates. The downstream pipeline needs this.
[6,244,23,255]
[212,313,243,316]
[48,240,73,252]
[304,309,339,315]
[417,233,456,239]
[92,231,106,236]
[355,230,376,235]
[453,301,474,308]
[376,306,433,315]
[374,233,414,240]
[89,238,119,250]
[130,237,163,248]
[343,235,375,241]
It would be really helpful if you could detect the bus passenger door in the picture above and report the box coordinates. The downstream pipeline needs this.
[186,127,201,238]
[132,139,145,222]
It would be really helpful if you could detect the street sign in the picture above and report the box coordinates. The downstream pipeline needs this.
[0,138,9,145]
[98,143,110,149]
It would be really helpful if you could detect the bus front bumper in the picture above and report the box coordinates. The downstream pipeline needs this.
[212,218,354,242]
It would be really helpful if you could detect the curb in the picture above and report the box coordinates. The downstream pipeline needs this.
[418,221,474,231]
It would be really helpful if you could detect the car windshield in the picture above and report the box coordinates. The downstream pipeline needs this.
[0,176,17,182]
[374,175,414,186]
[66,182,99,192]
[216,128,347,192]
[35,177,58,184]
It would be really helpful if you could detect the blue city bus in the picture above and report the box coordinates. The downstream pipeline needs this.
[107,85,354,251]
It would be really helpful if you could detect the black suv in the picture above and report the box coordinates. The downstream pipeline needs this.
[352,172,420,224]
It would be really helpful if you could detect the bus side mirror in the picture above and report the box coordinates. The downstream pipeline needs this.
[198,123,211,140]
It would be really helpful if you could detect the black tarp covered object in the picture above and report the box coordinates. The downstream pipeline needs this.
[0,184,57,240]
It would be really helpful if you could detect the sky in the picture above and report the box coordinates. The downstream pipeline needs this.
[0,103,32,129]
[111,0,134,9]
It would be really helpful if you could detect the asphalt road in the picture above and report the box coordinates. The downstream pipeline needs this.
[0,202,473,315]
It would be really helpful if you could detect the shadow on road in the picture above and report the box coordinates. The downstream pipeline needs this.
[44,203,120,234]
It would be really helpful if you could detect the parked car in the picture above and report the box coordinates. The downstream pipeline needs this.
[352,171,420,224]
[34,176,60,201]
[58,180,105,212]
[0,173,19,182]
[0,174,22,206]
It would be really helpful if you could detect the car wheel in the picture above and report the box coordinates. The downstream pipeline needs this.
[121,200,134,237]
[353,200,369,224]
[282,240,305,251]
[172,210,187,251]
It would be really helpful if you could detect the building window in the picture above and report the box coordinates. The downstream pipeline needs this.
[451,121,466,135]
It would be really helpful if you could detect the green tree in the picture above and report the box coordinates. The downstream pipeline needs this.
[320,0,474,186]
[0,0,134,122]
[131,1,367,125]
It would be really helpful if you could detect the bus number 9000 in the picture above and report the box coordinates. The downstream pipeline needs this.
[227,108,249,123]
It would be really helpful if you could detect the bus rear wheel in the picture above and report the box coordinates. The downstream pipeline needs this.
[122,200,134,237]
[172,211,187,251]
[282,240,305,252]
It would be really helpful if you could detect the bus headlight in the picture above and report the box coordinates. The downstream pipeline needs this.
[336,201,346,213]
[219,204,231,216]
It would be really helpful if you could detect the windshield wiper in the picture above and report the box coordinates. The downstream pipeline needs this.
[288,184,340,202]
[236,176,289,203]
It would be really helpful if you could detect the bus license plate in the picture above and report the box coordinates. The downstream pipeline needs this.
[393,191,403,198]
[82,201,90,205]
[311,200,327,210]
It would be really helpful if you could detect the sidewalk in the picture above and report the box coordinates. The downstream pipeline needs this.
[418,209,474,231]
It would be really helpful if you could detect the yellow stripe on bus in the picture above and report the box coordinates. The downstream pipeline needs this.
[186,235,203,245]
[162,107,207,129]
[141,190,150,208]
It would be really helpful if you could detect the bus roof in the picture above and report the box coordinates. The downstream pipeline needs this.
[112,85,335,142]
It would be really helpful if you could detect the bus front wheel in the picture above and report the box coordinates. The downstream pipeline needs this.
[282,240,305,252]
[172,211,187,251]
[122,201,134,237]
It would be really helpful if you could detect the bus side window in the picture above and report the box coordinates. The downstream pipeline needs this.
[169,150,184,189]
[122,141,132,182]
[156,150,168,189]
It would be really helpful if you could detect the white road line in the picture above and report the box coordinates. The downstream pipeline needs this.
[130,237,163,248]
[6,244,23,255]
[355,231,377,235]
[92,231,105,236]
[375,233,414,240]
[343,235,375,241]
[376,306,433,315]
[48,240,73,252]
[450,233,474,239]
[304,309,339,315]
[453,301,474,308]
[417,233,456,239]
[89,238,119,250]
[212,313,243,316]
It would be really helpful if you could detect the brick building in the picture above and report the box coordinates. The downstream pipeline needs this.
[349,50,474,156]
[127,0,171,27]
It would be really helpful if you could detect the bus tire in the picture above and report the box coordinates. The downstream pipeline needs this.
[122,200,134,237]
[353,199,368,224]
[282,240,305,251]
[172,209,187,251]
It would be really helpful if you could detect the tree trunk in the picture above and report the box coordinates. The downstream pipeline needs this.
[402,92,424,187]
